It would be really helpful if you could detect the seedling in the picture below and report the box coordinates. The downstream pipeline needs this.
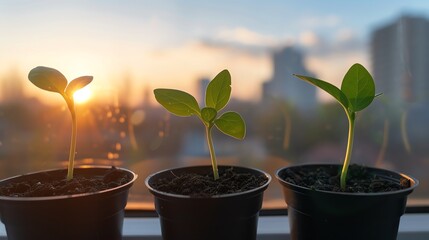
[28,66,93,180]
[294,63,377,190]
[154,69,245,180]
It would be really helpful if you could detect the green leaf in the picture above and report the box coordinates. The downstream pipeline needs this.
[214,112,246,139]
[201,107,217,123]
[341,63,375,112]
[294,74,349,110]
[28,66,67,93]
[206,69,231,111]
[65,76,93,97]
[154,89,201,117]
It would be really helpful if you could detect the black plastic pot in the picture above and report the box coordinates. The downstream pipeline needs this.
[145,165,271,240]
[0,166,137,240]
[276,164,418,240]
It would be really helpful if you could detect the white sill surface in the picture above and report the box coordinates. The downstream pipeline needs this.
[0,213,428,239]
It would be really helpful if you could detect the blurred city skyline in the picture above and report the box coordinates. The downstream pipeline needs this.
[0,2,429,206]
[2,1,429,106]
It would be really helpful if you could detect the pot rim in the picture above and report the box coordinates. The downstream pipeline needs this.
[145,165,272,199]
[276,163,419,197]
[0,165,138,201]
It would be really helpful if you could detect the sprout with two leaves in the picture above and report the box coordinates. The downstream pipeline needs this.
[154,70,245,180]
[28,66,93,181]
[294,63,378,190]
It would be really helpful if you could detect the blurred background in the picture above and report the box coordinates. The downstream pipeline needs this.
[0,0,428,209]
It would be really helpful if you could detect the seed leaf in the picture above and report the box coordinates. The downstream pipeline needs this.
[65,76,93,97]
[294,74,349,110]
[214,112,246,139]
[154,89,201,117]
[206,69,231,111]
[28,66,67,93]
[341,63,375,112]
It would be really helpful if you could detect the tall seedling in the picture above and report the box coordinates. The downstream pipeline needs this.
[294,63,377,190]
[28,66,92,180]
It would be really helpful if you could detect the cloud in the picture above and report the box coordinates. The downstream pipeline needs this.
[214,27,281,47]
[335,28,356,43]
[298,28,365,55]
[299,31,321,47]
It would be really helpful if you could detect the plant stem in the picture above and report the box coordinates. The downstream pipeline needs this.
[205,125,219,180]
[401,110,411,153]
[340,112,355,190]
[66,101,77,181]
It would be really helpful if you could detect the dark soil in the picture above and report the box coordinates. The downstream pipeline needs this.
[279,164,411,193]
[0,167,132,197]
[151,167,269,197]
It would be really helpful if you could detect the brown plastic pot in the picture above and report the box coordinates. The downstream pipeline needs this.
[276,164,418,240]
[0,166,137,240]
[146,165,271,240]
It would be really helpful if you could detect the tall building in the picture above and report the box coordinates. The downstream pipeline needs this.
[262,47,316,111]
[371,15,429,149]
[371,15,429,107]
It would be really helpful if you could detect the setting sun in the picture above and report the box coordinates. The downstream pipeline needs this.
[73,88,92,104]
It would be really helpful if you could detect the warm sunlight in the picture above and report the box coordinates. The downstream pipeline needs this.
[73,88,92,104]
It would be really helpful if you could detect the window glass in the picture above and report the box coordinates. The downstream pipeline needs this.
[0,1,428,210]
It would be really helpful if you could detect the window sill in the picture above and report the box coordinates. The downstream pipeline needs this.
[120,213,429,240]
[0,214,427,239]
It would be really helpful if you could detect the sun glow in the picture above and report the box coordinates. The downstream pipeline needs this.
[73,88,92,104]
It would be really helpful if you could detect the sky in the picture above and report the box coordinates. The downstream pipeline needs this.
[1,0,429,105]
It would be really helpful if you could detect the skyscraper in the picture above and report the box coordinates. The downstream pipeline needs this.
[371,15,429,149]
[371,15,429,107]
[262,47,316,111]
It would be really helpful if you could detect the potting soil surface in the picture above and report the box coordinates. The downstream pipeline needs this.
[0,167,132,197]
[279,164,410,193]
[150,167,269,197]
